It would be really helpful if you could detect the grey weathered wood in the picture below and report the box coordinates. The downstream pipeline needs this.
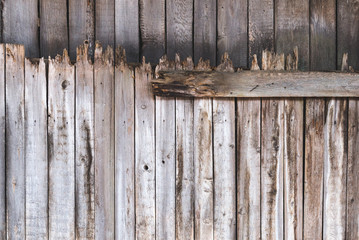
[115,0,139,62]
[115,47,135,240]
[194,0,216,65]
[135,59,156,239]
[48,50,75,239]
[40,0,68,58]
[25,58,48,240]
[152,70,359,97]
[0,44,5,240]
[96,0,115,49]
[94,43,115,239]
[69,0,95,60]
[5,44,26,239]
[75,44,95,239]
[166,0,193,59]
[3,0,39,58]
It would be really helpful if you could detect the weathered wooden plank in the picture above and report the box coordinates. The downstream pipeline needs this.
[5,44,26,239]
[217,0,247,68]
[96,0,115,49]
[135,58,156,239]
[94,43,115,239]
[3,0,39,58]
[25,58,48,240]
[115,47,135,240]
[0,45,5,240]
[40,0,68,58]
[75,43,95,239]
[69,0,95,60]
[139,0,165,63]
[152,70,359,97]
[115,0,139,62]
[48,50,75,239]
[194,0,216,65]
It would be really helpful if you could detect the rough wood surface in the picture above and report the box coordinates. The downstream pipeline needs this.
[135,58,156,239]
[0,45,5,240]
[40,0,69,58]
[48,49,75,239]
[96,0,115,49]
[3,0,39,58]
[25,58,48,240]
[94,43,115,239]
[75,43,95,239]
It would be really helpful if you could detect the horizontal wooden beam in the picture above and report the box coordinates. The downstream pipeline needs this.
[152,70,359,97]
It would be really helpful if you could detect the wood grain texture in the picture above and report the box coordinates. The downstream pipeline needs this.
[48,50,75,239]
[166,0,193,59]
[69,0,95,60]
[0,45,5,240]
[194,0,216,65]
[25,58,48,240]
[75,44,95,239]
[94,44,115,239]
[3,0,39,58]
[40,0,68,58]
[115,0,139,62]
[139,0,165,63]
[96,0,115,49]
[5,44,26,240]
[115,48,135,240]
[135,59,156,239]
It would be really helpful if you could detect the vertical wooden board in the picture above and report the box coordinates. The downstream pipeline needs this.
[261,99,284,240]
[115,0,139,62]
[75,44,95,239]
[304,98,325,239]
[323,99,347,240]
[25,58,48,240]
[96,0,115,49]
[139,0,165,63]
[94,44,115,239]
[237,99,261,240]
[5,44,25,240]
[310,0,336,70]
[166,0,193,59]
[115,49,135,240]
[194,0,216,65]
[3,0,39,58]
[0,45,5,240]
[69,0,95,60]
[135,59,156,239]
[48,50,75,239]
[217,0,248,68]
[40,0,68,58]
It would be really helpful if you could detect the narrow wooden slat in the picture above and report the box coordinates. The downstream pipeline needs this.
[69,0,95,60]
[94,44,115,239]
[40,0,68,58]
[3,0,39,58]
[115,0,139,62]
[48,50,75,239]
[135,59,156,239]
[25,58,48,239]
[5,44,26,239]
[96,0,115,49]
[115,47,135,240]
[0,45,5,239]
[139,0,165,63]
[75,44,95,239]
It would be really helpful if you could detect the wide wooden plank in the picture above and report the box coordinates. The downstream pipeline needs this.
[5,44,26,239]
[40,0,68,58]
[48,50,75,239]
[25,58,48,240]
[96,0,115,49]
[0,45,5,240]
[115,0,139,62]
[139,0,165,63]
[94,44,115,239]
[75,44,95,239]
[135,59,156,239]
[3,0,39,58]
[69,0,95,60]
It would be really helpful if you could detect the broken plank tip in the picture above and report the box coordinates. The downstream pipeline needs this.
[139,56,152,73]
[115,45,127,67]
[52,48,72,65]
[251,54,260,70]
[341,53,349,71]
[175,53,182,70]
[76,41,92,65]
[182,56,194,71]
[95,41,114,65]
[195,58,212,71]
[216,52,234,72]
[155,55,176,77]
